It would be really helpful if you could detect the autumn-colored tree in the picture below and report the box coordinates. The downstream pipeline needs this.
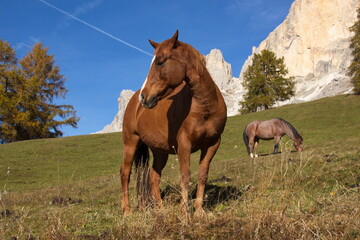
[240,49,295,114]
[0,39,17,92]
[0,40,22,142]
[0,40,79,143]
[348,6,360,94]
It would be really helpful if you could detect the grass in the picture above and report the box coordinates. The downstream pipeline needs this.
[0,133,122,192]
[0,94,359,239]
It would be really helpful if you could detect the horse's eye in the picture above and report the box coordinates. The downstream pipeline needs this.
[156,59,165,67]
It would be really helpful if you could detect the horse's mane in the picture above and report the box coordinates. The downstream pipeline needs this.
[178,41,206,76]
[277,118,303,141]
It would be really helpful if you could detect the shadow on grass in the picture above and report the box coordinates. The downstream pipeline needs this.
[194,184,242,210]
[257,150,299,157]
[161,178,242,210]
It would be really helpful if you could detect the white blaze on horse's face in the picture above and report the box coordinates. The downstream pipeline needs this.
[139,56,156,103]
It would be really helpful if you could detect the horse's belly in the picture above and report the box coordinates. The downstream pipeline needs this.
[258,136,274,141]
[255,125,275,140]
[255,131,274,140]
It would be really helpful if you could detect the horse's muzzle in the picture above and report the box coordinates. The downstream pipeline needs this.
[140,93,158,109]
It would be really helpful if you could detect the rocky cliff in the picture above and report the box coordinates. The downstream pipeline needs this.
[205,49,244,116]
[97,0,358,133]
[96,89,134,134]
[239,0,358,104]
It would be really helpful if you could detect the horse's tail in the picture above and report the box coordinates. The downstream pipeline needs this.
[243,128,251,155]
[134,143,151,209]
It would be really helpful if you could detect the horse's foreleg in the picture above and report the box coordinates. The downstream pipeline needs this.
[149,152,168,209]
[273,136,281,154]
[195,139,221,217]
[120,136,140,215]
[177,136,192,218]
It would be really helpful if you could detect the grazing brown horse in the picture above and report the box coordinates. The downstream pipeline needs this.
[120,31,227,217]
[243,118,303,158]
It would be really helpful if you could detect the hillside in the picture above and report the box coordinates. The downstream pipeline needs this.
[0,95,359,239]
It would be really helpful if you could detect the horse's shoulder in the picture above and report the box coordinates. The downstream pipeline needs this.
[124,91,142,114]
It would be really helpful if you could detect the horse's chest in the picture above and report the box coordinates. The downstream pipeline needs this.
[136,109,175,151]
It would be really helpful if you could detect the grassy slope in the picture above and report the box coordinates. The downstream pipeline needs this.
[0,133,122,192]
[0,94,359,239]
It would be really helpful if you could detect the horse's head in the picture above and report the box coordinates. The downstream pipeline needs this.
[139,30,196,109]
[294,138,303,151]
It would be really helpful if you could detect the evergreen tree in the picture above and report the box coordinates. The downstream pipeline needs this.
[348,6,360,94]
[240,49,295,114]
[0,40,79,143]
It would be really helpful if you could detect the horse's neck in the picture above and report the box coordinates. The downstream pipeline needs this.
[282,121,297,140]
[187,68,219,112]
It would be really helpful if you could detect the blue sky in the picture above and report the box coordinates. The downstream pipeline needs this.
[1,0,294,136]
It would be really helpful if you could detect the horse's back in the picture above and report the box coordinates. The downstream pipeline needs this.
[245,119,278,140]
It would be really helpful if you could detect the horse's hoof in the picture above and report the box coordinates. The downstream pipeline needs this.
[194,208,207,220]
[122,207,132,216]
[255,154,258,158]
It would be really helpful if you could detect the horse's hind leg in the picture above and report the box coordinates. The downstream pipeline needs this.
[195,139,221,217]
[249,136,255,158]
[120,134,140,215]
[149,151,168,208]
[254,138,259,158]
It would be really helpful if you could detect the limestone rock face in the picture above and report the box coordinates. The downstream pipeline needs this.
[239,0,358,103]
[96,89,134,133]
[205,49,244,116]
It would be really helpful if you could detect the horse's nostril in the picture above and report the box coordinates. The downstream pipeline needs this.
[140,93,145,103]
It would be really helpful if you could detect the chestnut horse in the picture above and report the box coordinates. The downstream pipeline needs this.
[243,118,303,158]
[120,31,227,217]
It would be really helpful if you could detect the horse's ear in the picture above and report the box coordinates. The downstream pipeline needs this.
[149,39,159,49]
[170,30,179,48]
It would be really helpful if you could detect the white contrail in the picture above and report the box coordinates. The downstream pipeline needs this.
[38,0,153,57]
